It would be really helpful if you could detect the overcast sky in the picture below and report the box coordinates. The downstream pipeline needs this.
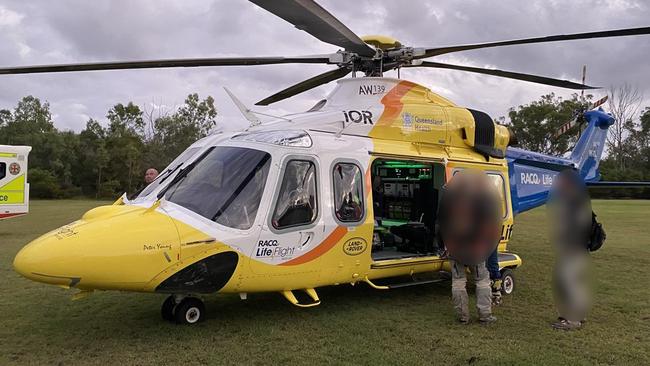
[1,0,649,132]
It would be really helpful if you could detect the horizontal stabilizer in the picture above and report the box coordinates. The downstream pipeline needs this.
[586,181,650,188]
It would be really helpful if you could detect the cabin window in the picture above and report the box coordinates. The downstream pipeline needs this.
[332,162,364,222]
[165,146,271,230]
[0,162,5,180]
[272,160,318,229]
[450,169,508,218]
[487,173,508,218]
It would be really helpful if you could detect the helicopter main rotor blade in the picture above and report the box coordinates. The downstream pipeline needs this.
[255,67,350,105]
[0,56,332,75]
[411,61,599,90]
[420,26,650,58]
[249,0,376,57]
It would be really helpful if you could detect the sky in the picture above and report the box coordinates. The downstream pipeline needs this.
[0,0,649,132]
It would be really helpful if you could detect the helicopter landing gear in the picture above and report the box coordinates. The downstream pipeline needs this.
[161,295,176,321]
[500,268,515,295]
[161,295,206,325]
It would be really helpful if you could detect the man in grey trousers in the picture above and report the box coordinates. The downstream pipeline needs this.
[451,260,495,324]
[439,169,500,325]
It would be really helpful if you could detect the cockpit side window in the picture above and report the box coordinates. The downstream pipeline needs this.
[272,160,318,229]
[165,146,271,230]
[332,162,364,222]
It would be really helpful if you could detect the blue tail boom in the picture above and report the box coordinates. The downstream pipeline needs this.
[506,109,614,214]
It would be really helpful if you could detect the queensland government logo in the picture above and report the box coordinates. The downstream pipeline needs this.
[402,112,413,128]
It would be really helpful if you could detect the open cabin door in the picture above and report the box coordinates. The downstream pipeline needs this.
[369,157,446,262]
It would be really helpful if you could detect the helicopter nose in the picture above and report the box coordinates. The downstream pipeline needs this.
[13,204,184,291]
[13,234,80,287]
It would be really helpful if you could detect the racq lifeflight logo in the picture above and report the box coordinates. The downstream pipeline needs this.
[255,239,296,259]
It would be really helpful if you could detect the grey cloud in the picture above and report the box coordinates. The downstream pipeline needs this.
[0,0,649,132]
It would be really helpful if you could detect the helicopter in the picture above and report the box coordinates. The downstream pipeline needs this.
[7,0,650,324]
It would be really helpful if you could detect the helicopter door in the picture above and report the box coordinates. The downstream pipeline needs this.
[251,156,327,273]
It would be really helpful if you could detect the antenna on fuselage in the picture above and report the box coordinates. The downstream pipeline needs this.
[223,87,261,127]
[580,64,587,100]
[223,87,293,126]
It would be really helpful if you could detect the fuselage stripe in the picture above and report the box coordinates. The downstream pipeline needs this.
[279,226,348,266]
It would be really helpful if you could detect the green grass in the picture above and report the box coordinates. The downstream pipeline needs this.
[1,200,649,365]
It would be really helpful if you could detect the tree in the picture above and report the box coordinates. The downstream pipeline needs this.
[0,109,11,127]
[606,83,643,169]
[0,93,219,198]
[176,93,218,137]
[503,93,592,156]
[0,96,72,197]
[148,93,219,168]
[105,103,146,193]
[76,119,107,196]
[107,102,145,138]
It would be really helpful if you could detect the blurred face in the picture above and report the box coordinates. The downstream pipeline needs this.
[144,168,159,184]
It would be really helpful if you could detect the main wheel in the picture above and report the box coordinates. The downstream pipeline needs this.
[500,269,515,295]
[174,297,205,325]
[161,295,176,321]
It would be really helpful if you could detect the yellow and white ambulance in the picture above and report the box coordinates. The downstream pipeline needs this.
[0,145,31,220]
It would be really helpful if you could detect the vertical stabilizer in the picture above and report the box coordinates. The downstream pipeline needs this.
[569,109,614,181]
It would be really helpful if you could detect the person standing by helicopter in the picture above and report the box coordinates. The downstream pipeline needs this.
[438,170,502,324]
[548,169,595,330]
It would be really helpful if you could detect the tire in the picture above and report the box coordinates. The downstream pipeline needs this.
[500,269,515,295]
[161,295,176,321]
[174,297,205,325]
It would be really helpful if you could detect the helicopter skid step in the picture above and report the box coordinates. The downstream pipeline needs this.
[281,288,321,308]
[365,276,444,290]
[386,278,444,289]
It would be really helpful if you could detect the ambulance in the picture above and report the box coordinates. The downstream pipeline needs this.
[0,145,31,220]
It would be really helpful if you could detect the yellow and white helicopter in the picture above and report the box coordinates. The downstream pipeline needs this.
[6,0,650,324]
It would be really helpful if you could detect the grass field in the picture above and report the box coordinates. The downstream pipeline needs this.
[1,200,649,365]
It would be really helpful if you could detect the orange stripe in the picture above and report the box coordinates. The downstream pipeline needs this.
[364,166,372,200]
[280,226,348,266]
[375,80,418,127]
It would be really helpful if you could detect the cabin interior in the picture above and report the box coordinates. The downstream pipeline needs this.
[370,159,446,261]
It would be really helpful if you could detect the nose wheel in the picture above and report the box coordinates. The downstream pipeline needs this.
[161,295,206,325]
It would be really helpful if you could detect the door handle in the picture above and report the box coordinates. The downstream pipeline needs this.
[299,232,314,248]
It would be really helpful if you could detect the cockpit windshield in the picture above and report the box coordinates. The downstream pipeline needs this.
[136,147,201,199]
[164,146,271,230]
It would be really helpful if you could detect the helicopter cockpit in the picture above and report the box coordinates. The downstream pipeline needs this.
[155,130,317,231]
[161,146,270,230]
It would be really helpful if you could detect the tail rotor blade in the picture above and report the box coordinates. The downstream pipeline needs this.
[553,95,610,138]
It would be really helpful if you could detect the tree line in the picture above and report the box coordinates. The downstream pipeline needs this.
[0,94,217,198]
[0,87,648,199]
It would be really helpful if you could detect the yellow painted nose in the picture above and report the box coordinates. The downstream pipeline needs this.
[14,237,81,287]
[13,204,183,291]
